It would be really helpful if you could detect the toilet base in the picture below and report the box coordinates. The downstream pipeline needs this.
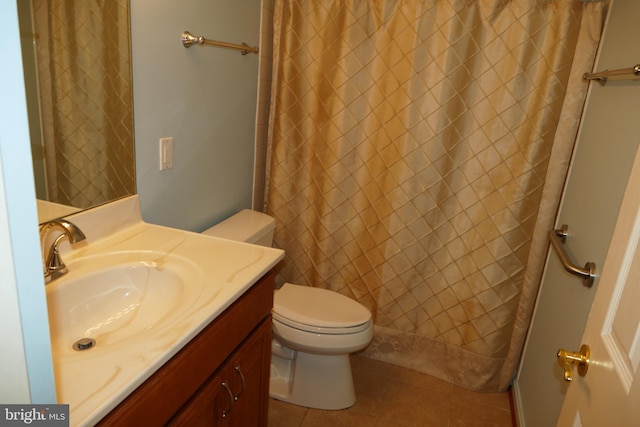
[269,351,356,410]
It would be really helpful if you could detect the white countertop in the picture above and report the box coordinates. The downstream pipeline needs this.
[45,197,284,426]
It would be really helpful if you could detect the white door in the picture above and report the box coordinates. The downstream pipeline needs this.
[557,145,640,426]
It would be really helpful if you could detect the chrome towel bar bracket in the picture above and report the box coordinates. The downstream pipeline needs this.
[548,224,596,287]
[583,64,640,86]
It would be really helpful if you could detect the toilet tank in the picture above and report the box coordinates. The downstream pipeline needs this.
[202,209,275,247]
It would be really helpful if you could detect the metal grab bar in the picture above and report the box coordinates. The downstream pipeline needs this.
[583,64,640,86]
[181,31,259,55]
[548,224,596,287]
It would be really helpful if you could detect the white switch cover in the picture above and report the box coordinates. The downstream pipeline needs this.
[159,137,173,170]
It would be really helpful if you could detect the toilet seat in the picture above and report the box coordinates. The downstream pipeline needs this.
[273,283,371,334]
[273,312,372,334]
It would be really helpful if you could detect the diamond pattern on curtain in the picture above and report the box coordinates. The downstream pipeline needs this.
[266,0,604,390]
[34,0,134,208]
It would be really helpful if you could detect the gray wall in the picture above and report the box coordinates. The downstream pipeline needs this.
[131,0,261,231]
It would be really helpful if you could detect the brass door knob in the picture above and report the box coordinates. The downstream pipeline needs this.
[557,344,590,382]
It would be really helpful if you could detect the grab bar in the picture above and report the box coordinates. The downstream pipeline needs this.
[583,64,640,86]
[181,31,258,55]
[548,224,596,287]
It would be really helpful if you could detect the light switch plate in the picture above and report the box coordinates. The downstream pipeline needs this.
[159,137,173,170]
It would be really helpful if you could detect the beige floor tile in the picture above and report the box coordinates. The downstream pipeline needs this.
[299,408,378,427]
[374,419,409,427]
[269,398,307,427]
[448,397,513,427]
[350,365,392,417]
[268,355,514,427]
[451,384,512,411]
[377,381,451,427]
[352,354,453,395]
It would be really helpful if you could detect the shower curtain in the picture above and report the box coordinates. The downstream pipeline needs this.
[265,0,605,391]
[33,0,134,208]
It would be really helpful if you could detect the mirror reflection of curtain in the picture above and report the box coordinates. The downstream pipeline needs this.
[33,0,134,208]
[266,0,606,391]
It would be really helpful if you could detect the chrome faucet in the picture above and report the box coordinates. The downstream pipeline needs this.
[39,219,86,282]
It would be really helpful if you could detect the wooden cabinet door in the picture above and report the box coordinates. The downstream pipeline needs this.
[169,371,229,426]
[226,318,271,426]
[170,317,272,426]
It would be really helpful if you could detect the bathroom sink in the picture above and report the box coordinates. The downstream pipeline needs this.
[46,251,205,357]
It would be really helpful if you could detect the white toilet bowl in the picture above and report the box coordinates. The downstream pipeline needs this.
[202,210,373,410]
[269,283,373,410]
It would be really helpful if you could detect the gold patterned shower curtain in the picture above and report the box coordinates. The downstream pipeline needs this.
[33,0,134,208]
[265,0,605,391]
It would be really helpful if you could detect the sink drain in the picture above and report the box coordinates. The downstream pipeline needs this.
[72,338,96,351]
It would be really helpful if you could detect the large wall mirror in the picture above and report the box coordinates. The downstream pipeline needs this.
[18,0,135,222]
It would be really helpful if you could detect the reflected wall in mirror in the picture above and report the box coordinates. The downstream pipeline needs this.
[20,0,135,217]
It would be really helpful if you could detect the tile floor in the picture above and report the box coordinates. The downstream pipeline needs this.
[268,354,514,427]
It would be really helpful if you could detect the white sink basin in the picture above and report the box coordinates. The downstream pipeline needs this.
[46,251,205,357]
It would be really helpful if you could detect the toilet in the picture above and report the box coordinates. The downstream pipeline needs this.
[203,209,373,410]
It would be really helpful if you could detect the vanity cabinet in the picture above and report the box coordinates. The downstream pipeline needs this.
[98,272,274,426]
[169,319,270,426]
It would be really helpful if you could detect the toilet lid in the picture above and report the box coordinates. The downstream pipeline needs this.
[273,283,371,330]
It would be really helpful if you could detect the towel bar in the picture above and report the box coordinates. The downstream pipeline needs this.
[548,224,596,287]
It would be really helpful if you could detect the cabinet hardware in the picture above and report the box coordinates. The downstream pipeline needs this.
[220,381,234,418]
[234,365,246,401]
